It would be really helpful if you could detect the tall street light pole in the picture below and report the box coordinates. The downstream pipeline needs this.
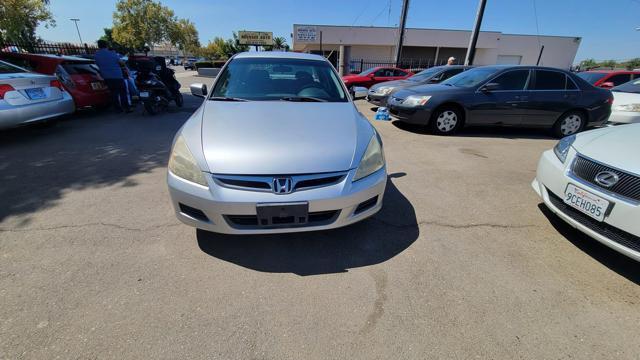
[464,0,487,66]
[394,0,410,67]
[70,18,83,44]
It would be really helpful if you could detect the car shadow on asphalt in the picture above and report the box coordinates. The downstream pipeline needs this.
[0,94,201,224]
[391,120,556,140]
[196,174,418,276]
[537,204,640,285]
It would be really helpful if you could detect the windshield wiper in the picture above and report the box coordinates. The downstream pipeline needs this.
[279,96,327,102]
[210,96,249,102]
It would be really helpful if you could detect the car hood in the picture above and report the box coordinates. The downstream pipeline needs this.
[391,84,462,99]
[612,91,640,106]
[573,124,640,173]
[200,101,372,174]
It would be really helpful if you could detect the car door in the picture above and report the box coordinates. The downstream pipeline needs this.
[603,73,632,88]
[371,68,395,85]
[525,69,580,127]
[468,69,531,126]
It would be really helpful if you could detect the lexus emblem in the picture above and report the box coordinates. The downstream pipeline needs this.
[272,177,293,194]
[594,171,619,188]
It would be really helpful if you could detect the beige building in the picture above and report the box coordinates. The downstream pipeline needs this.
[292,24,581,75]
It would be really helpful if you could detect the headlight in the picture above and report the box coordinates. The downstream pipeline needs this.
[353,133,385,181]
[168,135,208,187]
[614,103,640,112]
[402,95,431,107]
[378,87,394,95]
[553,134,576,163]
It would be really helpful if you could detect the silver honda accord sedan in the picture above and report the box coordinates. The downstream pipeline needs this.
[167,52,387,234]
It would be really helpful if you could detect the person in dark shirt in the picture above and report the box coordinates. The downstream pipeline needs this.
[94,40,131,112]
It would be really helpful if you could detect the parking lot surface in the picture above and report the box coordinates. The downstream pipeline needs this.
[1,73,638,359]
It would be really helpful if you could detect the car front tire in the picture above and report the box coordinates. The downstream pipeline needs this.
[429,107,463,135]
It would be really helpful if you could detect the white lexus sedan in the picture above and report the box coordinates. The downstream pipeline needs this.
[608,79,640,125]
[167,52,387,234]
[532,125,640,261]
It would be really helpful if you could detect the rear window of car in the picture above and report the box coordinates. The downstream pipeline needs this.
[606,74,632,86]
[533,70,567,90]
[0,60,26,73]
[62,62,100,76]
[577,72,606,84]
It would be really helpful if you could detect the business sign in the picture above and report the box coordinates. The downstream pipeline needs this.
[296,26,317,42]
[238,31,274,46]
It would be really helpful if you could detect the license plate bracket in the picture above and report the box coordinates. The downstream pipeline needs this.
[256,202,309,227]
[25,88,46,100]
[563,184,611,222]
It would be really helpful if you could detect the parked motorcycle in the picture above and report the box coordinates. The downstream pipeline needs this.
[133,56,183,115]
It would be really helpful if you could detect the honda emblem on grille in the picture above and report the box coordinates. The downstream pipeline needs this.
[272,177,293,194]
[594,171,619,188]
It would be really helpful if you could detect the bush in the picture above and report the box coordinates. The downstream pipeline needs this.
[212,60,227,68]
[194,61,213,69]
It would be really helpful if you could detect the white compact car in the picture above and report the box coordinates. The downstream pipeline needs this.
[608,79,640,125]
[532,124,640,261]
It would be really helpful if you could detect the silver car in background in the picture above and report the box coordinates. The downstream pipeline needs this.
[0,60,75,129]
[167,52,387,234]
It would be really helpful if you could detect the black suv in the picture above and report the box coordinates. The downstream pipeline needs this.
[387,65,613,137]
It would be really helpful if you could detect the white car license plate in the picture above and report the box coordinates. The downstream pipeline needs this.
[563,184,610,222]
[139,91,149,98]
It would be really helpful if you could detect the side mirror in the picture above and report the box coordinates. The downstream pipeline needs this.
[600,82,614,89]
[481,82,500,92]
[190,83,207,98]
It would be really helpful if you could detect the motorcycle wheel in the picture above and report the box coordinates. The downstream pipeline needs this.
[144,100,162,115]
[175,92,184,107]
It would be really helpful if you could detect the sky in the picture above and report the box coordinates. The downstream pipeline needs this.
[36,0,640,62]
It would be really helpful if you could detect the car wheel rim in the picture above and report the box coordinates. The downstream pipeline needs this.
[560,114,582,135]
[436,111,457,132]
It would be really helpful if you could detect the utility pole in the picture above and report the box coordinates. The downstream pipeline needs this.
[394,0,410,67]
[70,18,83,44]
[464,0,487,66]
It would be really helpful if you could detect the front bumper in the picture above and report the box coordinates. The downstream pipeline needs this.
[606,111,640,125]
[168,167,387,234]
[388,104,431,125]
[0,92,75,129]
[532,149,640,261]
[366,93,388,107]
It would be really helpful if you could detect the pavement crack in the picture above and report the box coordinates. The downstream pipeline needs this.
[371,217,535,230]
[0,222,181,233]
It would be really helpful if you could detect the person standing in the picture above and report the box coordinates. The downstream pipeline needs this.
[94,40,131,112]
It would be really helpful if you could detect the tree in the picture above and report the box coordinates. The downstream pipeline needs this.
[272,36,289,51]
[600,59,616,69]
[580,58,597,69]
[200,37,226,59]
[99,28,131,54]
[112,0,176,51]
[0,0,55,43]
[625,58,640,70]
[169,18,200,57]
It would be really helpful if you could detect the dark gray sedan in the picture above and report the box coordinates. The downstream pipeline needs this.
[367,65,471,107]
[387,65,613,137]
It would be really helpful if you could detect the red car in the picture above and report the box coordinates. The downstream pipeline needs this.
[0,52,110,109]
[577,70,640,89]
[342,66,413,90]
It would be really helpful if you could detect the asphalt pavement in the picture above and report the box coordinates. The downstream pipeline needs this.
[0,71,638,359]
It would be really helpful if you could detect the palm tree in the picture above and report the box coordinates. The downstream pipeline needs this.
[272,37,288,51]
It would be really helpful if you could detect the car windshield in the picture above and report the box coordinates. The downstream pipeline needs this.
[0,60,26,74]
[358,68,377,76]
[408,67,443,82]
[441,67,498,87]
[211,57,348,102]
[611,79,640,94]
[576,72,607,84]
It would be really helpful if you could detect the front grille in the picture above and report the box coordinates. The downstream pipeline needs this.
[547,190,640,253]
[224,210,340,229]
[213,172,346,193]
[572,155,640,202]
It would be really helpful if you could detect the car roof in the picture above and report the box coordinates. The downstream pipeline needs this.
[582,70,640,74]
[1,52,93,63]
[233,51,327,61]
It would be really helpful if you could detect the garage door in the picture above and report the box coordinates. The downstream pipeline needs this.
[497,55,522,65]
